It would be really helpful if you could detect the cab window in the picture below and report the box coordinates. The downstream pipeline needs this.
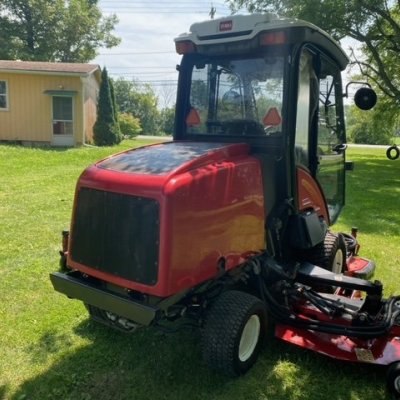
[187,54,285,136]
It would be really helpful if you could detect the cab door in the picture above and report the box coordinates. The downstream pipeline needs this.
[294,49,346,225]
[314,57,346,224]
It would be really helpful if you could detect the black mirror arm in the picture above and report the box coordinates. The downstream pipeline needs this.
[343,81,372,98]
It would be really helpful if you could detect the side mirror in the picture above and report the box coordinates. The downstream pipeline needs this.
[354,87,377,110]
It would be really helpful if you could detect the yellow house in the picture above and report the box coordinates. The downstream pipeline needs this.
[0,60,101,147]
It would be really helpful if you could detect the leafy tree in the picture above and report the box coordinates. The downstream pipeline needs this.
[0,0,120,62]
[93,68,122,146]
[119,113,142,138]
[346,102,394,145]
[160,107,175,135]
[227,0,400,107]
[113,78,161,134]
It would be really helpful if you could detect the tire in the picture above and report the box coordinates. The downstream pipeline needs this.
[201,290,267,377]
[300,231,346,273]
[387,145,400,160]
[387,362,400,399]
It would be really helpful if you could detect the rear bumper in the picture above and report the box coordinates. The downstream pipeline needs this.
[50,271,159,326]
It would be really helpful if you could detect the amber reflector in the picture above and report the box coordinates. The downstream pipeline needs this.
[186,108,201,126]
[263,107,282,126]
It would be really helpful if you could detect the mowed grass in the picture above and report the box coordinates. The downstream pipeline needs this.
[0,142,399,400]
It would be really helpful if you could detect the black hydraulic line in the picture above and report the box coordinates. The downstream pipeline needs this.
[258,275,400,338]
[300,290,338,316]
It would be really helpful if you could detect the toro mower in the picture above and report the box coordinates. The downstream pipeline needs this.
[50,14,400,398]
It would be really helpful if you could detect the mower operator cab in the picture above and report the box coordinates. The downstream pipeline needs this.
[174,13,362,259]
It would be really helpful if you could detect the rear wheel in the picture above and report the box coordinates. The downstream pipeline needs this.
[202,290,267,376]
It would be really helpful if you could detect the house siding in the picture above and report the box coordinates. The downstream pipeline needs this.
[0,72,84,145]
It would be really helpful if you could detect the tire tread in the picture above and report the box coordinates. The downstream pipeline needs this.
[202,290,266,376]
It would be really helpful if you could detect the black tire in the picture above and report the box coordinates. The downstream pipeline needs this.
[387,145,400,160]
[300,231,346,273]
[387,362,400,399]
[201,290,267,377]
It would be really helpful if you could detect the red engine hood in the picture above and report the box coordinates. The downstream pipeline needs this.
[78,141,251,196]
[97,141,250,176]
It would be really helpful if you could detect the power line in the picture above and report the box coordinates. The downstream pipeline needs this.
[101,4,228,7]
[99,1,228,6]
[100,1,227,3]
[101,10,213,14]
[98,50,174,55]
[108,71,177,75]
[106,66,176,69]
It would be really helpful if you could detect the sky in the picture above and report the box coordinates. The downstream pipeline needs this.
[94,0,237,106]
[94,0,358,106]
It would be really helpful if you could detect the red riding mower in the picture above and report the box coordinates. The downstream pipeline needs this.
[50,14,400,398]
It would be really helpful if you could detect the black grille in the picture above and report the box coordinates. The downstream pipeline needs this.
[70,188,160,286]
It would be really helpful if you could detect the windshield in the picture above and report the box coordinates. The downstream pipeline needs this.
[187,55,285,136]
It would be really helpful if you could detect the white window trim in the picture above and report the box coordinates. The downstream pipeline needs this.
[0,80,9,111]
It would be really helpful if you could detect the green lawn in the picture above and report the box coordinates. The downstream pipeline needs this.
[0,142,399,400]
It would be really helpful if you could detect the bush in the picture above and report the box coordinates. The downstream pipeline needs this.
[349,122,393,145]
[118,113,142,138]
[93,121,122,146]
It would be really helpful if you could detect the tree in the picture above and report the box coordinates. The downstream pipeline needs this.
[119,113,142,138]
[227,1,400,107]
[0,0,120,62]
[113,78,161,135]
[346,103,394,145]
[93,68,122,146]
[160,107,175,135]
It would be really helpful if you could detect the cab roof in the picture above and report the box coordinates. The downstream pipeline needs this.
[175,13,349,70]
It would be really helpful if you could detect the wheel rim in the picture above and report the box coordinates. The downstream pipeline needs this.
[394,375,400,393]
[332,249,344,274]
[238,314,261,362]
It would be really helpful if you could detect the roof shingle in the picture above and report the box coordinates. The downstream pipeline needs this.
[0,60,100,75]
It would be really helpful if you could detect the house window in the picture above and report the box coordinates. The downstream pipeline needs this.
[53,96,73,135]
[0,80,8,110]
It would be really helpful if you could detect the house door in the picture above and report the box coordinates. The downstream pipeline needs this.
[52,96,74,146]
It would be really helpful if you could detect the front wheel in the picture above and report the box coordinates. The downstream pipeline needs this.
[300,231,346,273]
[201,290,267,376]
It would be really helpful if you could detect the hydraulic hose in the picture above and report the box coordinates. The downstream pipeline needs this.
[259,275,400,338]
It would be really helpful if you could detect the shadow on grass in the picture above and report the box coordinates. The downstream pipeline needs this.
[0,142,70,152]
[0,385,9,400]
[12,319,389,400]
[340,156,400,236]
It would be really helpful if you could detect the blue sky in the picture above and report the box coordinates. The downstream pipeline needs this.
[94,1,357,105]
[94,0,236,106]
